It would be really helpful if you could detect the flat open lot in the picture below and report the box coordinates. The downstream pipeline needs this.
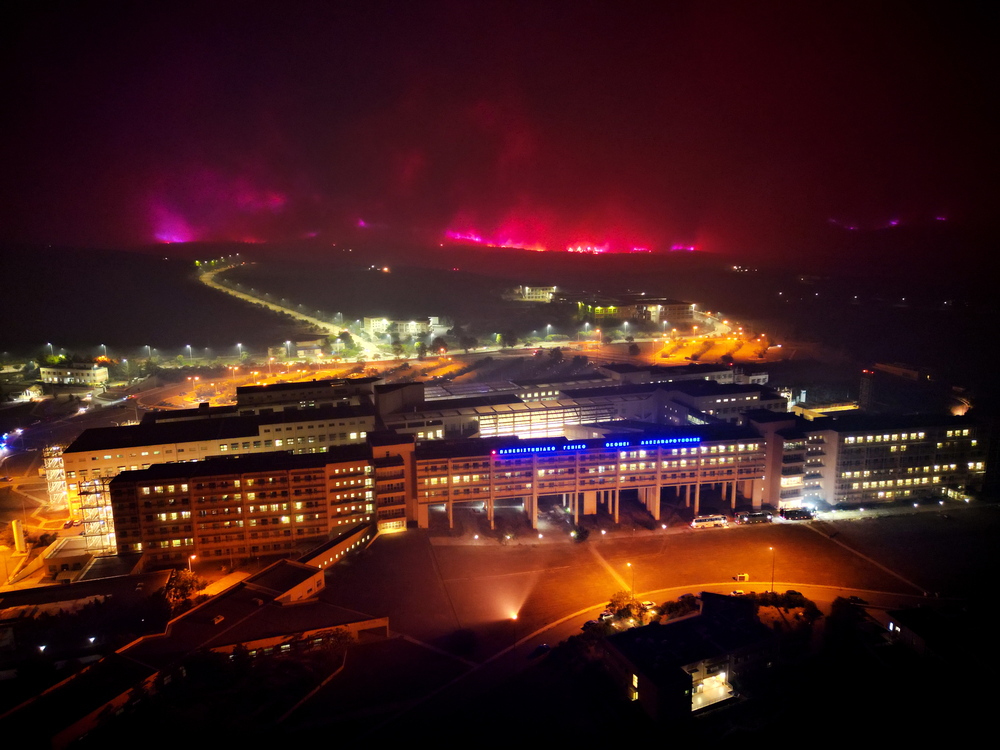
[299,502,996,738]
[323,503,996,661]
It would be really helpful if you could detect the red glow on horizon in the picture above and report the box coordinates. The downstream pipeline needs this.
[148,167,290,244]
[445,230,547,252]
[566,243,608,254]
[152,203,194,244]
[447,229,700,255]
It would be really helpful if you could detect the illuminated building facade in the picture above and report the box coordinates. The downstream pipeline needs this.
[413,427,767,529]
[511,285,557,302]
[750,412,985,509]
[363,317,435,337]
[559,293,696,324]
[39,364,109,386]
[109,438,414,566]
[54,404,379,559]
[378,379,787,441]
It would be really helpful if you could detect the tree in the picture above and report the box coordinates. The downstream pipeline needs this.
[164,569,206,608]
[609,590,635,613]
[416,342,428,360]
[430,336,449,354]
[459,335,477,352]
[500,331,518,349]
[548,346,563,362]
[628,343,641,357]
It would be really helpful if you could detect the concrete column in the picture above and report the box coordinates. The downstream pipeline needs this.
[418,503,429,529]
[693,481,701,516]
[613,489,620,524]
[583,491,597,516]
[447,499,454,529]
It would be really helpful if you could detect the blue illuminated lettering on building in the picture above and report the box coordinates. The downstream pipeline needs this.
[639,436,701,446]
[492,436,700,456]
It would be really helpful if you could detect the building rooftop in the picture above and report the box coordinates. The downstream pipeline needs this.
[65,402,376,454]
[108,444,373,485]
[242,558,321,596]
[236,376,381,396]
[807,412,975,433]
[606,593,775,679]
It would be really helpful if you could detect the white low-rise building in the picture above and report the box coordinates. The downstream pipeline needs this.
[40,364,109,386]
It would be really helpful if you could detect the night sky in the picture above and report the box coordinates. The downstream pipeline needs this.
[2,1,995,262]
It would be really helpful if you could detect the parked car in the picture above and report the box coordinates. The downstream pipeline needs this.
[527,644,551,659]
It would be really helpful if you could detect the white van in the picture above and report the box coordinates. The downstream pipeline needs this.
[691,514,729,529]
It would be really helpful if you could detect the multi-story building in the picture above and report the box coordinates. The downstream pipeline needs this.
[598,362,769,386]
[363,317,434,338]
[558,293,696,324]
[57,402,377,522]
[749,411,986,509]
[376,379,786,441]
[55,373,989,563]
[509,285,557,302]
[109,437,415,566]
[412,426,768,529]
[39,364,109,386]
[233,376,380,413]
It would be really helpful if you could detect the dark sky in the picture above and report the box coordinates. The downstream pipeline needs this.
[2,0,995,260]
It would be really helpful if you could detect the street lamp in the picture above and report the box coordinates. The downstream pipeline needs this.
[237,343,243,360]
[627,562,635,599]
[186,344,192,360]
[188,554,196,572]
[769,546,775,593]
